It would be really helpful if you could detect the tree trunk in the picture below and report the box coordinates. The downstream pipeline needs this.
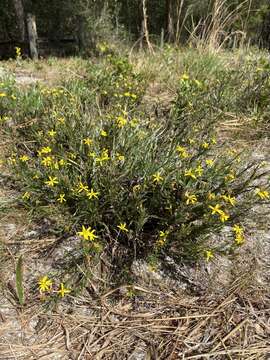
[142,0,154,52]
[13,0,25,41]
[166,0,174,42]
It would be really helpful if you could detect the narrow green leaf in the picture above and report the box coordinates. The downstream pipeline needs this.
[16,255,24,306]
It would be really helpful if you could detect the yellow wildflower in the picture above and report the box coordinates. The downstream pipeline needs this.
[209,204,222,215]
[77,182,88,193]
[22,192,30,200]
[152,172,163,184]
[255,188,269,200]
[195,165,203,176]
[219,211,230,223]
[86,188,99,200]
[205,250,214,262]
[185,192,198,205]
[117,116,127,128]
[225,172,235,182]
[57,194,66,203]
[233,224,244,235]
[207,192,216,200]
[19,155,30,162]
[38,276,53,292]
[57,283,71,298]
[77,225,98,241]
[117,154,125,162]
[176,145,189,158]
[38,146,52,156]
[100,130,108,137]
[117,223,129,232]
[206,159,214,167]
[0,92,7,97]
[221,194,236,206]
[48,129,56,137]
[235,233,245,245]
[83,138,93,146]
[184,169,197,180]
[181,74,189,81]
[202,142,209,149]
[45,176,59,187]
[41,156,53,167]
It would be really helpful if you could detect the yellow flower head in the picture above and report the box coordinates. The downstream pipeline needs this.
[41,156,53,167]
[22,191,30,200]
[255,188,269,200]
[83,138,93,146]
[19,155,30,162]
[221,194,236,206]
[48,129,56,137]
[184,169,197,180]
[57,193,66,203]
[38,276,53,293]
[57,283,71,298]
[205,250,214,262]
[38,146,52,156]
[185,191,198,205]
[45,176,59,187]
[77,225,98,241]
[86,188,99,200]
[202,142,209,149]
[152,172,163,184]
[117,222,129,232]
[100,130,108,137]
[233,224,244,235]
[206,159,214,167]
[219,211,230,223]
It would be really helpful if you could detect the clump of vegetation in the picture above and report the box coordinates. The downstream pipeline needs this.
[0,52,269,298]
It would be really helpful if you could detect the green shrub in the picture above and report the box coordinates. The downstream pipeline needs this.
[1,54,269,288]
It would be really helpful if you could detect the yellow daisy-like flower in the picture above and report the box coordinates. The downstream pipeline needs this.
[206,159,214,167]
[100,130,108,137]
[41,156,53,167]
[202,142,209,149]
[219,211,230,223]
[86,188,99,200]
[152,172,163,184]
[38,276,53,293]
[205,250,214,262]
[235,233,245,245]
[77,225,98,241]
[117,153,125,162]
[255,188,269,200]
[195,165,203,177]
[57,283,71,298]
[233,224,244,235]
[22,191,30,200]
[185,192,198,205]
[38,146,52,156]
[57,194,66,203]
[19,155,30,162]
[0,92,7,97]
[184,169,197,180]
[45,176,59,187]
[83,138,93,146]
[176,145,189,158]
[117,222,129,232]
[48,129,56,137]
[209,204,222,215]
[116,116,127,128]
[221,194,236,206]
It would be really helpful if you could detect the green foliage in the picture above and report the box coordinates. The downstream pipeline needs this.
[16,255,24,306]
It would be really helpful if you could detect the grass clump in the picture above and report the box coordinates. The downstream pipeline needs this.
[0,52,269,295]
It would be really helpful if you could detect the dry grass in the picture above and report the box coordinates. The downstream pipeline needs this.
[0,280,269,359]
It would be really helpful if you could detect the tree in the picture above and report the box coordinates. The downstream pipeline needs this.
[12,0,25,41]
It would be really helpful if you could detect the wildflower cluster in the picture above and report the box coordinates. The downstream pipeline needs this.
[1,54,269,284]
